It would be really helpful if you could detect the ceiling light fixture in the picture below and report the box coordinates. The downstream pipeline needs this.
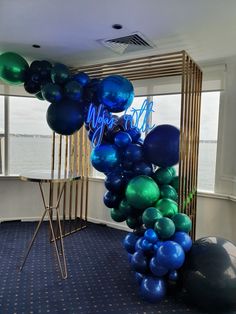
[32,44,41,48]
[112,24,123,30]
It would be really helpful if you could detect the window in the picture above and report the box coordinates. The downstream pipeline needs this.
[0,96,4,174]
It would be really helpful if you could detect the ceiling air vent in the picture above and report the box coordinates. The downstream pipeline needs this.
[99,32,155,54]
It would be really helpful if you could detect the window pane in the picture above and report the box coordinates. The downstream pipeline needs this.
[9,96,52,174]
[0,96,4,174]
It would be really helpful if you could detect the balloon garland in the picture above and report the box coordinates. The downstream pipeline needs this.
[0,51,192,302]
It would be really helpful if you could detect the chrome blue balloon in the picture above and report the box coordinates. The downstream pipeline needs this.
[123,144,143,162]
[73,71,90,86]
[103,191,121,208]
[51,63,70,84]
[123,233,140,254]
[46,99,84,135]
[64,80,83,101]
[150,257,168,277]
[114,131,132,148]
[99,75,134,113]
[135,272,145,285]
[156,241,185,270]
[143,124,180,167]
[41,82,62,103]
[127,127,141,141]
[144,229,158,244]
[131,251,148,274]
[140,277,166,303]
[171,231,192,252]
[105,171,126,193]
[90,144,120,173]
[140,239,153,252]
[168,270,178,281]
[133,161,153,176]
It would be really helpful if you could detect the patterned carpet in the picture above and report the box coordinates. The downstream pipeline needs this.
[0,221,218,313]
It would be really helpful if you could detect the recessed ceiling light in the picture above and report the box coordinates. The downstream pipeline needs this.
[112,24,123,30]
[32,44,41,48]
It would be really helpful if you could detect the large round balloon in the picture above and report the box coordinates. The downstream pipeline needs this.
[98,75,134,113]
[0,52,29,85]
[182,237,236,312]
[46,99,84,135]
[90,144,120,173]
[140,277,166,303]
[156,241,185,270]
[143,125,180,167]
[125,175,160,209]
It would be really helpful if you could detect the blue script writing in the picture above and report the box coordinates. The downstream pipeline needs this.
[86,98,156,147]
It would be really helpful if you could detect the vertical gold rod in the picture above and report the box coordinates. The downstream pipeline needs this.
[49,132,56,239]
[63,136,69,234]
[56,135,62,238]
[68,135,74,233]
[74,132,79,222]
[79,127,85,229]
[84,129,90,223]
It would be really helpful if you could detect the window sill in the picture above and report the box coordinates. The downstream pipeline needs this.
[0,174,20,180]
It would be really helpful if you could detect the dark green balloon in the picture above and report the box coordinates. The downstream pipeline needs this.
[171,176,179,192]
[0,52,29,85]
[153,167,174,185]
[160,185,178,202]
[172,213,192,233]
[154,198,178,217]
[118,199,133,216]
[168,167,176,177]
[126,216,143,229]
[154,217,175,239]
[110,208,127,222]
[125,175,160,209]
[142,207,163,228]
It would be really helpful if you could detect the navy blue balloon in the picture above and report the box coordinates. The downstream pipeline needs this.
[144,229,158,244]
[168,270,178,281]
[83,78,100,105]
[131,251,148,274]
[41,82,62,103]
[103,191,121,208]
[122,160,133,170]
[90,144,120,173]
[140,277,166,303]
[171,232,192,252]
[156,241,185,270]
[105,172,126,193]
[118,114,134,130]
[133,161,153,176]
[153,241,164,252]
[136,138,144,145]
[127,127,141,142]
[140,239,153,252]
[123,144,143,162]
[135,237,144,252]
[46,100,84,135]
[150,257,168,277]
[123,233,139,254]
[51,63,70,85]
[135,272,145,285]
[114,131,132,148]
[99,75,134,113]
[128,253,133,263]
[24,79,40,94]
[73,72,90,87]
[64,80,83,101]
[143,125,180,167]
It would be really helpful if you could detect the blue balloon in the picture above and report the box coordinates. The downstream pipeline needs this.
[135,272,145,285]
[168,270,178,281]
[118,114,134,130]
[150,257,168,277]
[135,237,144,252]
[103,191,121,208]
[144,229,158,244]
[123,233,139,254]
[83,78,100,104]
[128,253,133,263]
[143,125,180,167]
[127,127,141,142]
[41,82,62,103]
[171,231,192,252]
[133,161,153,176]
[51,63,70,84]
[156,241,185,270]
[140,239,153,252]
[140,277,166,303]
[46,100,84,135]
[131,251,148,274]
[73,71,90,86]
[114,131,132,148]
[123,144,143,162]
[153,241,164,252]
[99,75,134,113]
[90,144,120,173]
[64,80,83,101]
[105,171,126,193]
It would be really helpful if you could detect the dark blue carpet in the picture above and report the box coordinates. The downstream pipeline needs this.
[0,221,218,313]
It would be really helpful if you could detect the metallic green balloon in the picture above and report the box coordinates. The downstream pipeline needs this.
[154,198,178,217]
[0,52,29,85]
[126,216,143,229]
[118,199,133,216]
[170,176,179,192]
[142,207,163,228]
[125,175,160,209]
[172,213,192,233]
[110,208,127,222]
[160,185,178,202]
[154,217,175,239]
[153,167,174,185]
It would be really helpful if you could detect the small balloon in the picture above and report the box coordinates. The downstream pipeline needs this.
[90,144,120,173]
[160,185,178,202]
[127,127,141,142]
[123,144,143,162]
[24,79,40,94]
[131,251,148,274]
[123,233,139,254]
[41,82,62,103]
[105,171,126,193]
[168,270,178,281]
[156,241,185,270]
[154,217,176,239]
[64,80,83,101]
[103,191,121,208]
[110,208,127,222]
[118,199,133,216]
[150,257,168,277]
[142,207,163,229]
[153,167,174,185]
[171,231,192,252]
[126,216,143,230]
[140,239,153,252]
[51,63,70,84]
[154,198,178,218]
[114,131,132,148]
[133,161,153,176]
[144,229,158,244]
[73,71,90,86]
[172,213,192,233]
[140,277,166,303]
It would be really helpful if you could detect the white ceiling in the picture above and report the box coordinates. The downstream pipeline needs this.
[0,0,236,67]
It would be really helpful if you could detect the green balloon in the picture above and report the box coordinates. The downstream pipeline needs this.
[126,216,143,229]
[125,175,160,209]
[0,52,29,85]
[118,199,133,216]
[154,198,178,217]
[142,207,163,228]
[153,167,174,185]
[154,217,175,239]
[168,167,176,177]
[160,185,178,202]
[110,208,127,222]
[171,176,179,192]
[172,213,192,233]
